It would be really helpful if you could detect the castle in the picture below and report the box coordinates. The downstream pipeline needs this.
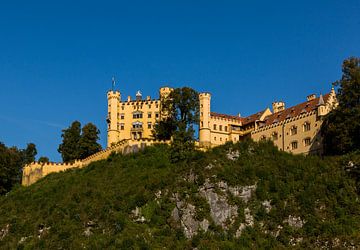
[107,86,338,155]
[22,84,338,186]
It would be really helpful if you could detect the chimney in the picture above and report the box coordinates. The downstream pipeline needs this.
[127,96,131,102]
[272,101,285,113]
[307,94,316,101]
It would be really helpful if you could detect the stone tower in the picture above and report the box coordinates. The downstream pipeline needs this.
[199,92,211,147]
[107,90,121,147]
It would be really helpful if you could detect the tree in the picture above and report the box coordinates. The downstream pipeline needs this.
[22,143,37,164]
[153,87,199,161]
[0,142,37,195]
[321,57,360,155]
[58,121,102,162]
[38,156,49,163]
[78,123,102,159]
[58,121,82,162]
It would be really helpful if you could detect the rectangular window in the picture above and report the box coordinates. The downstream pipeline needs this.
[155,113,159,118]
[213,124,217,130]
[291,126,297,135]
[120,123,124,130]
[148,122,152,129]
[303,123,311,132]
[304,138,311,146]
[148,112,152,118]
[224,126,227,132]
[120,113,125,119]
[291,141,298,150]
[219,125,222,131]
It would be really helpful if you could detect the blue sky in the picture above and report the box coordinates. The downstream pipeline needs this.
[0,0,359,161]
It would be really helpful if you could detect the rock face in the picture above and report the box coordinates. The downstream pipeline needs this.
[284,215,305,229]
[199,180,238,229]
[171,177,258,238]
[0,224,9,240]
[236,207,254,237]
[171,195,209,239]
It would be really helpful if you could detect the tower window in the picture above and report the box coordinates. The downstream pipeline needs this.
[225,126,228,132]
[155,113,159,118]
[291,141,298,150]
[148,112,152,118]
[219,125,222,131]
[120,113,125,119]
[290,126,297,135]
[120,123,124,130]
[148,122,152,129]
[213,124,217,130]
[304,137,311,146]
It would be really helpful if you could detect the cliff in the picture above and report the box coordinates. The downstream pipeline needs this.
[1,141,359,249]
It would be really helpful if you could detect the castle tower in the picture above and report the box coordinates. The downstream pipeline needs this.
[107,90,121,147]
[199,92,211,147]
[317,94,327,116]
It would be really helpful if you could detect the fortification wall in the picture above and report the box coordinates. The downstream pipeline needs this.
[22,139,169,186]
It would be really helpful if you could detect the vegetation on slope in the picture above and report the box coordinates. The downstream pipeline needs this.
[0,141,359,249]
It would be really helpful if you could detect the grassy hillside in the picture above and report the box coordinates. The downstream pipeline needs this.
[0,141,359,249]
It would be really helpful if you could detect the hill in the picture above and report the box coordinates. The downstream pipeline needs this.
[0,141,359,249]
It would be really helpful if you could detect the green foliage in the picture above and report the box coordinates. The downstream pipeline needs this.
[58,121,82,162]
[322,57,360,155]
[78,123,102,159]
[0,142,38,195]
[153,87,200,161]
[58,121,102,162]
[38,156,49,163]
[0,142,359,248]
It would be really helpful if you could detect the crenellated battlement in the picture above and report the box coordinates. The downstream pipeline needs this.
[22,139,170,186]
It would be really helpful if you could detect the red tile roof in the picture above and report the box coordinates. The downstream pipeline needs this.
[242,110,267,126]
[261,93,330,126]
[210,112,243,122]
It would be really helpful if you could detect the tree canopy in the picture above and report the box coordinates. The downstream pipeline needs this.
[153,87,199,161]
[58,121,102,162]
[321,57,360,155]
[0,142,38,195]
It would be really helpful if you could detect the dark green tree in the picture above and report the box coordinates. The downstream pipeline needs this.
[0,142,37,195]
[321,57,360,155]
[58,121,82,162]
[22,143,37,164]
[58,121,102,162]
[38,156,49,163]
[153,87,199,161]
[78,123,102,159]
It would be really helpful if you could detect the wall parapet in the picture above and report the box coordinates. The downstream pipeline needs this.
[22,139,170,186]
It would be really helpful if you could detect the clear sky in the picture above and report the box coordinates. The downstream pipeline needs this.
[0,0,359,161]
